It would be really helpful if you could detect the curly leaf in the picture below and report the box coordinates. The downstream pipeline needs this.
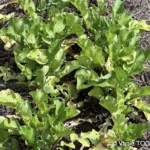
[112,0,124,19]
[61,141,75,149]
[30,89,49,115]
[81,129,100,145]
[65,101,80,119]
[54,100,66,122]
[129,20,150,32]
[43,76,60,96]
[75,69,98,89]
[132,86,150,98]
[70,0,89,19]
[112,114,129,139]
[64,13,84,36]
[19,0,38,20]
[17,99,32,124]
[58,61,80,78]
[122,123,149,141]
[0,89,32,124]
[78,35,105,66]
[133,100,150,121]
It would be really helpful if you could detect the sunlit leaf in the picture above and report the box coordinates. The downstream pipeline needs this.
[27,49,48,65]
[19,125,35,144]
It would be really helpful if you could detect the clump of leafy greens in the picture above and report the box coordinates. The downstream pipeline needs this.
[0,0,150,149]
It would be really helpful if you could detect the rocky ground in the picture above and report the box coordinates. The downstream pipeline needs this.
[0,0,150,150]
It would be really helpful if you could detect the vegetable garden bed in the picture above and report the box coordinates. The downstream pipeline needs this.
[0,0,150,150]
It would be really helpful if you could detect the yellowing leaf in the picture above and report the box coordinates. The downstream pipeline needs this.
[27,49,48,64]
[0,89,18,108]
[133,100,150,121]
[61,141,75,149]
[129,20,150,32]
[90,142,107,150]
[101,136,113,145]
[0,13,15,23]
[144,112,150,121]
[105,58,114,72]
[0,35,16,51]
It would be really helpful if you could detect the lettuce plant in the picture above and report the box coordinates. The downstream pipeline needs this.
[0,0,150,149]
